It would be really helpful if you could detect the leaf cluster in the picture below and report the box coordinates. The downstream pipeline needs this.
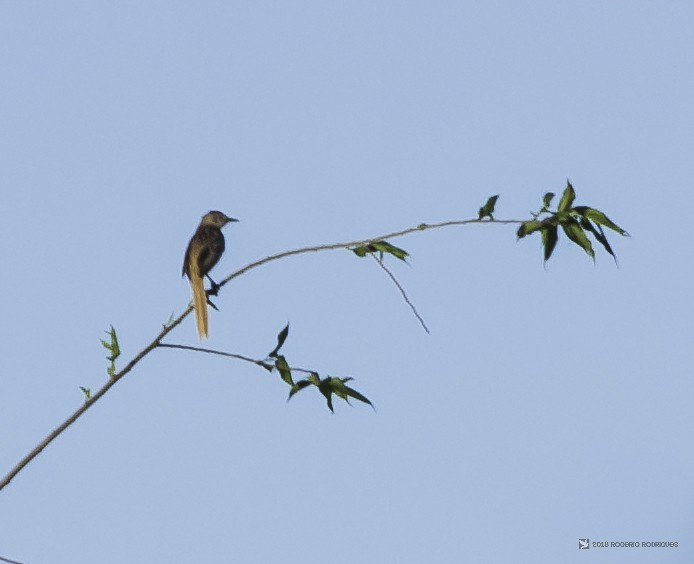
[350,240,409,262]
[100,325,120,378]
[267,324,373,413]
[517,181,628,262]
[478,194,499,220]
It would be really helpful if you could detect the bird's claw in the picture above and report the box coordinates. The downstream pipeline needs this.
[206,280,220,297]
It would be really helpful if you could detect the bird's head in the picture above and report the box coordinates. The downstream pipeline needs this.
[201,210,239,228]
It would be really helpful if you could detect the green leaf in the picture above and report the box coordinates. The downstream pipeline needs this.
[318,378,335,413]
[317,376,373,412]
[350,245,370,257]
[371,241,409,261]
[100,325,120,378]
[287,379,312,401]
[517,220,543,239]
[307,372,320,386]
[578,217,616,261]
[274,355,294,386]
[80,386,91,400]
[542,226,558,262]
[350,241,409,262]
[542,192,555,209]
[100,326,120,361]
[341,383,373,408]
[557,181,576,212]
[268,323,290,358]
[561,218,595,259]
[573,206,628,236]
[478,194,499,220]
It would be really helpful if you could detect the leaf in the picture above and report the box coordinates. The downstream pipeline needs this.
[578,217,616,262]
[274,355,294,386]
[268,323,290,358]
[350,241,409,262]
[573,206,628,236]
[331,377,352,402]
[541,226,558,262]
[317,378,335,413]
[557,181,576,212]
[371,241,409,261]
[542,192,555,209]
[162,311,176,329]
[318,376,373,413]
[478,195,499,220]
[307,372,320,386]
[80,386,91,400]
[350,245,370,258]
[287,379,312,401]
[517,220,543,239]
[561,218,595,259]
[341,383,373,408]
[100,326,120,361]
[100,325,120,378]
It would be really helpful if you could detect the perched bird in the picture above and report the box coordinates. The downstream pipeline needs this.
[183,211,238,338]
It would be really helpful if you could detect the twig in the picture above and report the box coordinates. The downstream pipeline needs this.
[158,343,270,368]
[371,254,430,334]
[157,343,316,375]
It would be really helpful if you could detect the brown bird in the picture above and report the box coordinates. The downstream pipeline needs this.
[183,211,238,338]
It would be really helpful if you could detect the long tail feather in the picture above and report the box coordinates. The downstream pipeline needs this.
[190,270,208,338]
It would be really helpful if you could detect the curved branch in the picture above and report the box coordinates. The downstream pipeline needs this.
[220,218,519,287]
[0,217,519,492]
[157,343,316,375]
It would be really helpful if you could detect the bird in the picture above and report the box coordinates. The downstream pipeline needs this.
[183,211,238,338]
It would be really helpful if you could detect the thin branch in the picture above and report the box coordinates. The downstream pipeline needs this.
[157,343,270,368]
[0,217,519,492]
[0,555,24,564]
[219,218,519,287]
[371,254,430,334]
[157,343,316,375]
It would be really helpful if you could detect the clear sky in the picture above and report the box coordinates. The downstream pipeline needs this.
[1,2,692,563]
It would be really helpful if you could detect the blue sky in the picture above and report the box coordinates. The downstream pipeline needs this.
[1,2,692,563]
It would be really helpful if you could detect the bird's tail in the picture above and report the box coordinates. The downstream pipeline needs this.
[190,270,208,339]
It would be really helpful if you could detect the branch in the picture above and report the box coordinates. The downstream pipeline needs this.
[0,310,190,492]
[157,343,317,375]
[218,218,519,288]
[0,216,517,492]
